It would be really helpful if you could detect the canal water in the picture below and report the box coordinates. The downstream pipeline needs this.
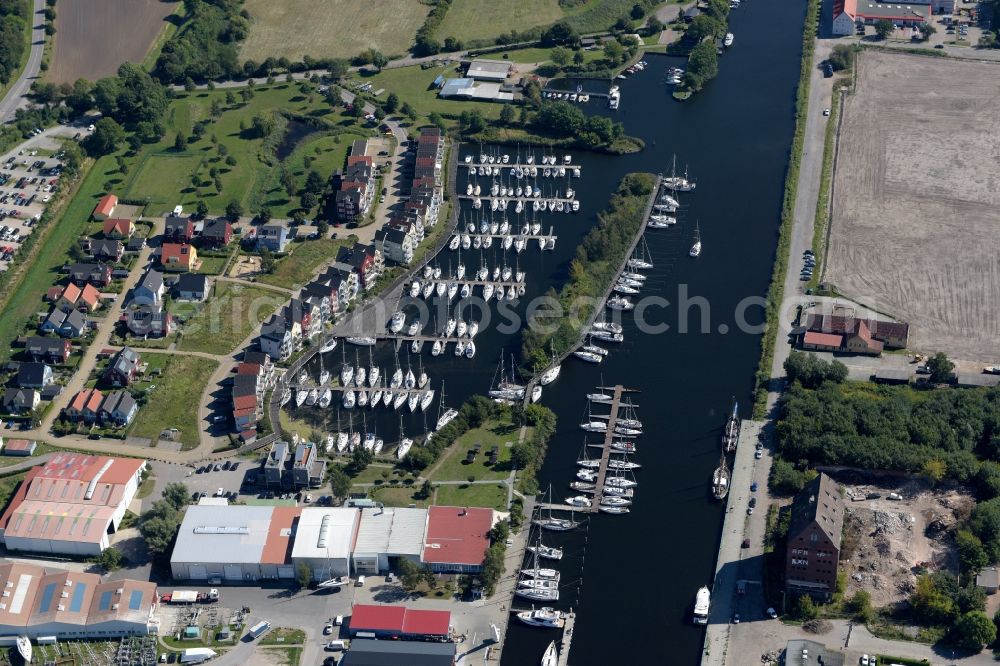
[300,0,805,662]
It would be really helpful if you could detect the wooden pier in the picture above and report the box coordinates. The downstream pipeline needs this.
[456,194,578,207]
[557,611,576,666]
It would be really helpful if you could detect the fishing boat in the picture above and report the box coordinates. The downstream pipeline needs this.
[540,641,558,666]
[320,336,337,353]
[689,221,702,258]
[16,636,31,664]
[693,586,711,624]
[517,607,566,629]
[722,399,740,453]
[712,456,730,500]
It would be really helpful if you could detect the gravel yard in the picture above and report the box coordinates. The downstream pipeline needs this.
[825,51,1000,362]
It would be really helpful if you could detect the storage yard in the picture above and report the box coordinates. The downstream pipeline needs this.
[825,51,1000,362]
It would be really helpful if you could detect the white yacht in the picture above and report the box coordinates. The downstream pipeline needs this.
[606,295,634,311]
[389,311,406,333]
[689,222,702,258]
[342,389,356,409]
[573,350,603,364]
[420,389,435,411]
[531,385,542,403]
[724,32,734,47]
[397,437,413,459]
[693,586,711,624]
[540,365,560,385]
[517,607,566,629]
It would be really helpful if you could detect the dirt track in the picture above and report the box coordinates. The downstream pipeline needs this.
[47,0,178,83]
[825,51,1000,361]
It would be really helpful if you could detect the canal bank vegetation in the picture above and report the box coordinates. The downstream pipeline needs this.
[750,0,821,418]
[521,172,655,371]
[808,80,842,289]
[670,0,729,99]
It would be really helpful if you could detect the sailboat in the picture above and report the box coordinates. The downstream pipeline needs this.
[397,417,413,459]
[540,641,558,666]
[317,575,348,589]
[318,387,332,408]
[434,381,458,431]
[722,398,740,453]
[663,155,697,192]
[627,237,654,270]
[320,336,337,353]
[339,346,353,386]
[318,354,330,386]
[533,486,579,531]
[488,353,525,400]
[295,387,307,407]
[712,455,730,500]
[280,386,292,406]
[16,636,31,664]
[689,221,702,258]
[368,348,379,387]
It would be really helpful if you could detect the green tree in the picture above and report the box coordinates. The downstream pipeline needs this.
[329,465,351,498]
[550,46,571,67]
[602,39,625,63]
[301,191,318,211]
[225,200,243,221]
[417,478,433,499]
[398,558,424,591]
[499,104,516,125]
[428,112,446,130]
[91,547,125,572]
[510,442,536,470]
[957,530,990,575]
[384,92,399,113]
[874,19,894,39]
[250,113,276,138]
[196,201,209,218]
[370,50,389,71]
[573,49,586,66]
[479,542,505,595]
[705,0,731,22]
[402,101,417,121]
[686,40,719,91]
[794,594,818,620]
[954,610,996,650]
[687,14,723,42]
[846,589,873,622]
[258,246,276,273]
[927,351,955,383]
[828,44,857,71]
[161,482,191,510]
[174,132,186,151]
[459,109,486,134]
[295,562,312,589]
[922,459,947,485]
[139,514,178,556]
[911,574,958,624]
[783,351,848,388]
[349,446,374,474]
[84,117,125,156]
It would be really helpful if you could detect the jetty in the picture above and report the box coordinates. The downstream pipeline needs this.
[455,194,579,207]
[557,611,576,666]
[537,384,634,514]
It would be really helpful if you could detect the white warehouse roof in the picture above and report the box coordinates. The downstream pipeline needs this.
[353,507,427,557]
[291,508,359,560]
[171,505,273,565]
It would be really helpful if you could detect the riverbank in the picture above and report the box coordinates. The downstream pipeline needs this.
[751,0,821,418]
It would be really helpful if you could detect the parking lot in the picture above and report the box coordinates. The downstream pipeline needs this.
[0,145,64,273]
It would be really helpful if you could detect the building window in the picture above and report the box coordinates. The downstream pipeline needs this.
[810,533,818,543]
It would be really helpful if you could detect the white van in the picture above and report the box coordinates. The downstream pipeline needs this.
[325,640,346,651]
[355,576,366,587]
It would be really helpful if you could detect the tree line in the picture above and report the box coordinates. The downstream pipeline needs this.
[521,173,655,371]
[0,1,28,86]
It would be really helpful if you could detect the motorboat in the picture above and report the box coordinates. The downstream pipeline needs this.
[522,567,561,581]
[517,607,566,629]
[601,495,632,507]
[346,337,376,346]
[565,495,592,508]
[527,544,563,561]
[724,32,734,47]
[320,337,337,353]
[647,215,676,229]
[599,505,629,514]
[606,295,634,311]
[391,311,407,334]
[531,385,542,403]
[590,329,624,343]
[693,586,711,625]
[576,469,597,482]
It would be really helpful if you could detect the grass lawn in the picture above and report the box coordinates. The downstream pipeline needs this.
[350,66,504,123]
[438,0,563,43]
[0,153,121,364]
[176,282,284,355]
[195,252,234,276]
[241,0,430,61]
[128,354,218,449]
[257,237,355,290]
[349,463,401,486]
[0,471,27,512]
[259,132,366,218]
[118,83,371,216]
[428,420,520,482]
[434,482,508,510]
[371,485,431,508]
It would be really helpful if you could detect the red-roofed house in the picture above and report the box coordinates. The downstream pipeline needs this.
[1,439,37,456]
[832,0,930,35]
[56,282,101,313]
[93,194,118,220]
[160,243,199,271]
[64,388,105,423]
[348,604,451,640]
[421,506,495,573]
[800,331,843,353]
[102,218,134,239]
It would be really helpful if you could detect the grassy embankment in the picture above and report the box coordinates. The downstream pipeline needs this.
[750,0,820,418]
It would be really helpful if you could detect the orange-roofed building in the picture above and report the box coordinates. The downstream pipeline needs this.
[160,243,198,271]
[93,194,118,220]
[64,388,104,423]
[102,218,134,239]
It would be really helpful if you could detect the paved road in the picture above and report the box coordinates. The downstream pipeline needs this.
[0,0,45,123]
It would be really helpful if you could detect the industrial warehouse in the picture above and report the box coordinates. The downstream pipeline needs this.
[0,453,146,556]
[170,505,497,582]
[0,562,158,640]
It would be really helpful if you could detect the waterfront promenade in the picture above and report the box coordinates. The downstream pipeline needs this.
[702,419,765,665]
